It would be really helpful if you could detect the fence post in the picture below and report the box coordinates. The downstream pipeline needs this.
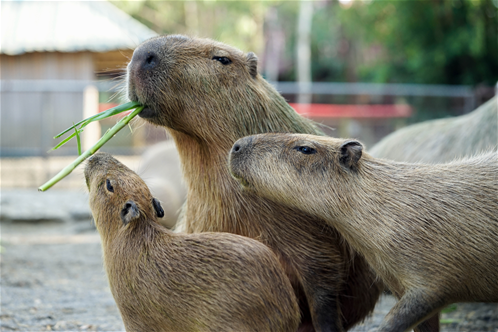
[296,0,313,106]
[41,92,54,183]
[83,85,100,151]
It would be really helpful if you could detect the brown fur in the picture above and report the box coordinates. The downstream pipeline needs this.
[229,133,498,332]
[127,35,384,332]
[84,152,300,332]
[370,96,497,163]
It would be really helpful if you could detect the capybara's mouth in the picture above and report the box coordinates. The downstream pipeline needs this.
[138,106,156,119]
[230,171,251,188]
[239,177,250,188]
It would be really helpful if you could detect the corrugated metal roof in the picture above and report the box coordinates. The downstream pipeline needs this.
[1,1,158,55]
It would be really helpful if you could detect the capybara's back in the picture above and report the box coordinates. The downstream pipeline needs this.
[370,96,497,163]
[112,229,301,332]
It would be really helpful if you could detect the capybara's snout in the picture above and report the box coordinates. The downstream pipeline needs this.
[84,152,106,185]
[128,38,167,75]
[229,136,254,171]
[231,136,253,156]
[84,152,120,190]
[127,38,166,104]
[130,47,159,73]
[229,136,255,187]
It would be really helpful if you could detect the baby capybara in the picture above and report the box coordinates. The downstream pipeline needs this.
[229,133,498,332]
[127,34,385,332]
[84,152,300,332]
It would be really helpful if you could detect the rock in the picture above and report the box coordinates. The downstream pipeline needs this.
[0,189,90,223]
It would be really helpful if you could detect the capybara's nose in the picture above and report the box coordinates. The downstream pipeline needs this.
[87,154,99,164]
[231,136,252,155]
[131,47,159,72]
[232,143,243,154]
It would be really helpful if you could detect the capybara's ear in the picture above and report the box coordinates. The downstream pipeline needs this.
[339,140,363,169]
[152,198,165,218]
[121,200,140,225]
[246,52,258,78]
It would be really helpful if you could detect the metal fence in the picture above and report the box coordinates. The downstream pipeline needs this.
[0,79,168,158]
[1,79,493,158]
[1,79,494,189]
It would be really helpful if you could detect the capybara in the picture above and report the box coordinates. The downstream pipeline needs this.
[229,133,498,332]
[370,96,497,163]
[137,140,186,228]
[127,34,386,332]
[84,152,300,332]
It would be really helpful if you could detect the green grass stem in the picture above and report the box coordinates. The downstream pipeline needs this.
[53,101,142,139]
[74,123,82,156]
[39,106,144,192]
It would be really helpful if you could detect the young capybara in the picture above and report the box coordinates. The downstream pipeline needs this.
[228,133,498,332]
[84,152,300,332]
[126,34,385,332]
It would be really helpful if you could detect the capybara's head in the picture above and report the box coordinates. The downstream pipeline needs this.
[84,152,164,233]
[229,133,364,209]
[127,35,264,136]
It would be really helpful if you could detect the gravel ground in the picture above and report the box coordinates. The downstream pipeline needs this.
[1,189,497,332]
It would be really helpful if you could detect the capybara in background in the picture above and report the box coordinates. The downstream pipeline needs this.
[137,140,186,228]
[370,96,497,163]
[127,34,385,332]
[85,152,300,332]
[229,133,498,332]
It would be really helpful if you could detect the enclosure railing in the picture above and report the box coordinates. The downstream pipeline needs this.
[0,79,485,158]
[272,81,476,112]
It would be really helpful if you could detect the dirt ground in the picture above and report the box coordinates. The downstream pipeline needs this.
[1,188,497,332]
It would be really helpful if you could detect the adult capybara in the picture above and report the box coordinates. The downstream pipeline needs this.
[127,35,385,332]
[137,140,186,228]
[229,133,498,332]
[370,96,497,163]
[84,152,300,332]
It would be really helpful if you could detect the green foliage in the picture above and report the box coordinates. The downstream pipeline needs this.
[74,123,82,156]
[113,0,277,55]
[113,0,497,86]
[441,303,458,313]
[336,0,498,85]
[440,304,459,324]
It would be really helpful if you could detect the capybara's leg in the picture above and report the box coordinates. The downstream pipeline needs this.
[378,291,444,332]
[305,285,343,332]
[414,312,440,332]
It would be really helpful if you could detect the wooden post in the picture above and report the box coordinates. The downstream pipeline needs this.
[296,0,313,106]
[83,85,100,151]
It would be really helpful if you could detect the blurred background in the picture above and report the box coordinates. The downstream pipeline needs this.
[1,0,497,189]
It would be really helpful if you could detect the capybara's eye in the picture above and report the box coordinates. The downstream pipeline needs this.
[212,57,232,65]
[106,179,114,193]
[295,146,317,155]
